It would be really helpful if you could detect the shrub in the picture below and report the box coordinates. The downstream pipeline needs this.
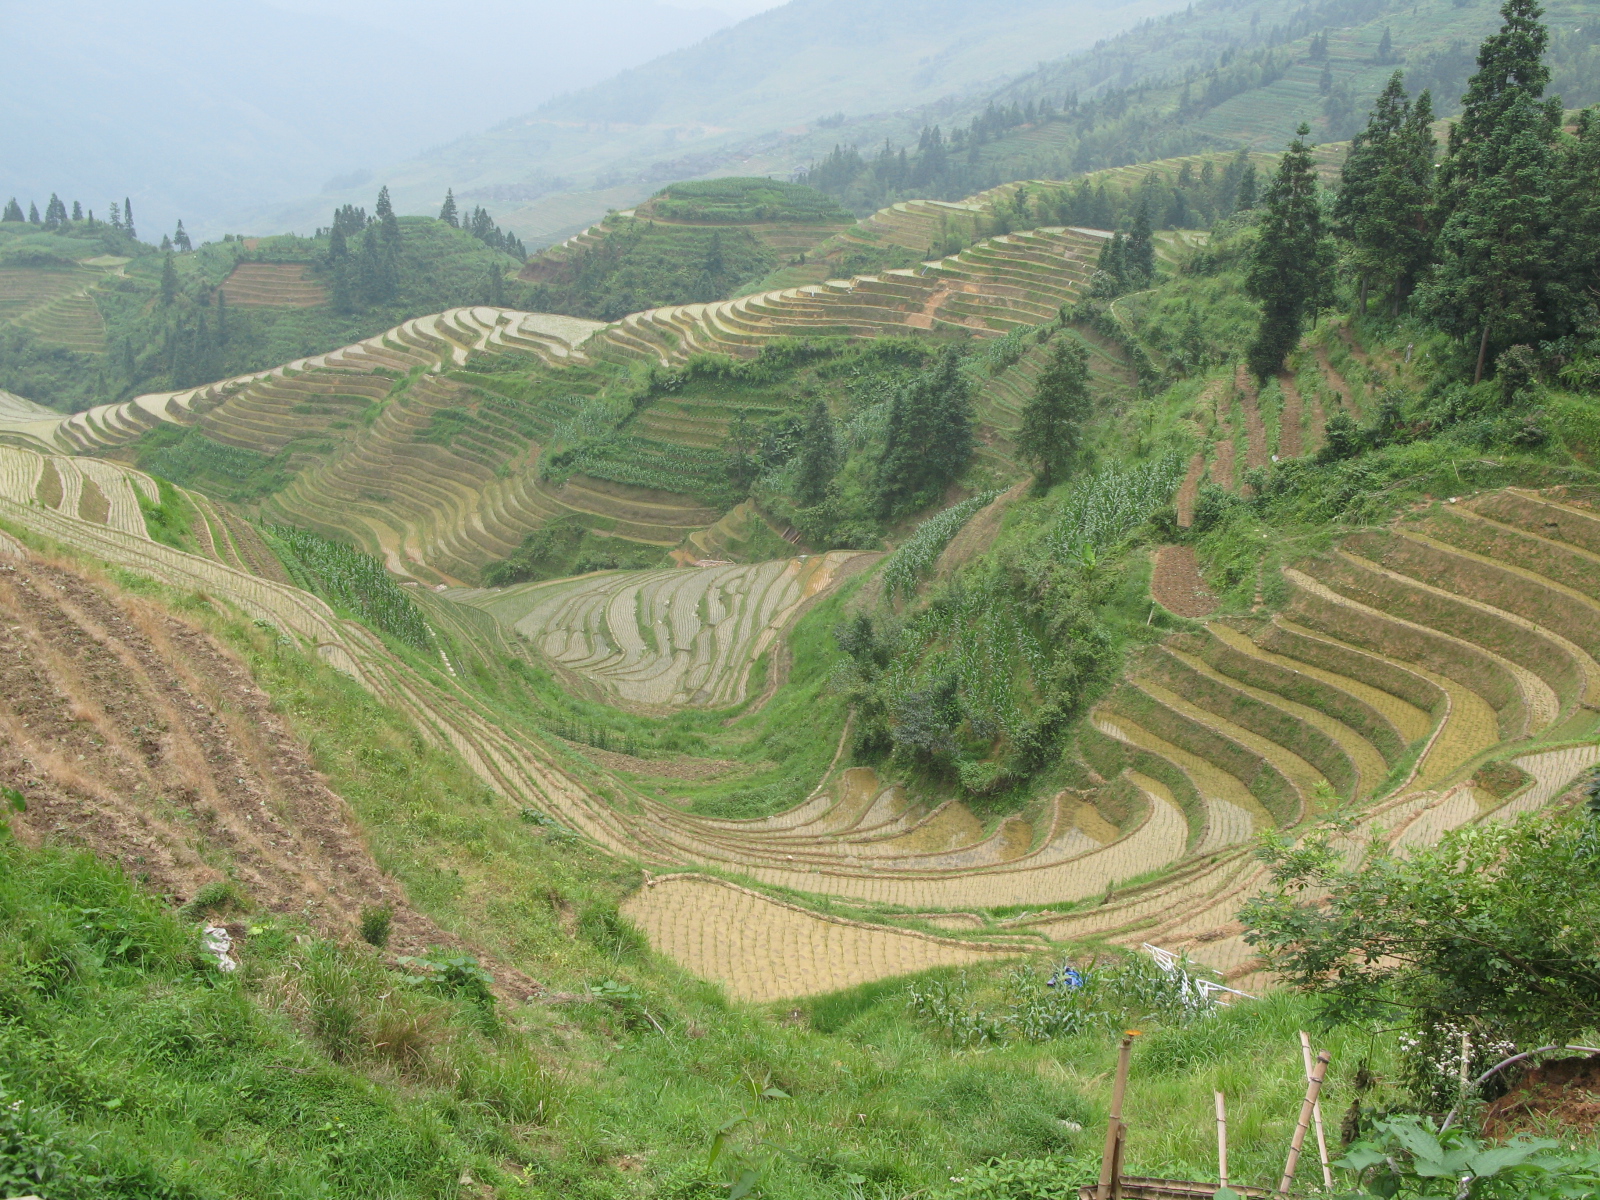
[358,904,392,948]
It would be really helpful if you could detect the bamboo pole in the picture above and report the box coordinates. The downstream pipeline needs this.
[1097,1033,1139,1200]
[1300,1031,1333,1189]
[1215,1091,1229,1190]
[1279,1050,1332,1195]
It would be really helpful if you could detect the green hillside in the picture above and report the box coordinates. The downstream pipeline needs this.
[519,179,854,320]
[794,0,1600,212]
[0,194,526,414]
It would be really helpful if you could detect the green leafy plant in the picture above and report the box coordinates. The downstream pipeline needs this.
[1334,1116,1600,1198]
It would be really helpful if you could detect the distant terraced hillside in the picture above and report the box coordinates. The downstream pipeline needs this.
[0,197,1121,584]
[0,256,123,354]
[219,262,328,308]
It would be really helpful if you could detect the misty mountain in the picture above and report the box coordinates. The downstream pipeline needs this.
[226,0,1188,246]
[0,0,738,239]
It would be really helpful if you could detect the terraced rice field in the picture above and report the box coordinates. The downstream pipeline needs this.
[219,262,329,308]
[0,445,158,537]
[458,551,862,709]
[0,263,112,353]
[594,225,1107,367]
[621,875,1020,1001]
[8,450,1598,999]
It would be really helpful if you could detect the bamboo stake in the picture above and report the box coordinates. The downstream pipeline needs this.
[1300,1031,1333,1189]
[1109,1122,1127,1200]
[1279,1050,1332,1195]
[1215,1091,1229,1190]
[1097,1032,1139,1200]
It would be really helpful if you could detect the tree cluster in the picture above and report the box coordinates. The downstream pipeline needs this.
[2,193,135,235]
[1251,0,1600,383]
[438,189,526,259]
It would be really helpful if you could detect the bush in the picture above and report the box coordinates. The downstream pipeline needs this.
[358,904,392,948]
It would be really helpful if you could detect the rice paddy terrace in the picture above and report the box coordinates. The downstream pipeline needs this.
[0,254,125,353]
[2,183,1595,1009]
[0,196,1116,586]
[5,433,1598,1003]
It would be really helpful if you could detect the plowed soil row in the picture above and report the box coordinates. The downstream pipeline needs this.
[0,553,536,995]
[1150,544,1218,618]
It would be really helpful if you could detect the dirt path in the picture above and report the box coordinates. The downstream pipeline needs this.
[0,554,538,996]
[1150,545,1217,618]
[1175,453,1205,528]
[1305,387,1327,453]
[1316,343,1361,420]
[1236,365,1269,475]
[1276,372,1304,458]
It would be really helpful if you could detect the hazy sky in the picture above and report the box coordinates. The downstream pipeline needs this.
[0,0,785,236]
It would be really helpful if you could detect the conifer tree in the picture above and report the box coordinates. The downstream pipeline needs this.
[876,348,973,517]
[439,189,459,227]
[484,265,506,307]
[28,203,40,224]
[1246,124,1334,380]
[1,199,21,222]
[71,201,82,222]
[160,252,178,306]
[44,194,67,228]
[795,400,839,508]
[1377,27,1394,64]
[1336,72,1437,314]
[215,291,229,346]
[173,220,192,252]
[376,186,401,245]
[1016,335,1091,491]
[1559,109,1600,303]
[1235,163,1259,211]
[1423,0,1565,381]
[1126,199,1155,285]
[109,201,122,229]
[123,198,136,239]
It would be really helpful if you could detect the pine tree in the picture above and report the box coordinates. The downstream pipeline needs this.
[215,291,229,346]
[1423,0,1565,381]
[1335,72,1437,314]
[123,198,136,239]
[1377,26,1394,64]
[1440,0,1555,208]
[1236,163,1259,211]
[109,201,122,230]
[1559,109,1600,304]
[28,203,40,224]
[161,235,173,252]
[160,253,178,306]
[1246,124,1334,380]
[173,220,192,252]
[795,400,839,508]
[1126,199,1155,285]
[484,265,506,307]
[43,194,67,228]
[1016,335,1092,491]
[439,189,459,227]
[876,349,973,518]
[1,199,22,223]
[70,201,83,222]
[376,186,401,244]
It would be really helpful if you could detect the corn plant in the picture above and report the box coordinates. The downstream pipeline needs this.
[1051,453,1184,562]
[263,524,433,651]
[882,491,1001,602]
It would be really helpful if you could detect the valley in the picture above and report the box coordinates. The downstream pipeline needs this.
[3,1,1600,1197]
